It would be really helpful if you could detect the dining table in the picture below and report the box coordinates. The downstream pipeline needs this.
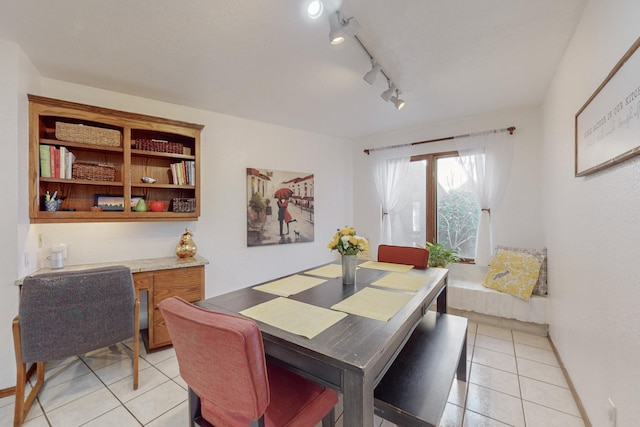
[196,260,449,427]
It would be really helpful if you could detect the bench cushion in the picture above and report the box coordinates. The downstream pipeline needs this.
[447,263,548,325]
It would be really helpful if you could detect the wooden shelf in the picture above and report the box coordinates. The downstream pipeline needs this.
[29,95,203,223]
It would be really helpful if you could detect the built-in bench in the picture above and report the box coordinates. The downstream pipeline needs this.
[374,311,468,427]
[447,263,549,336]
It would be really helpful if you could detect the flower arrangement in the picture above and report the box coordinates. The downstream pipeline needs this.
[327,226,369,255]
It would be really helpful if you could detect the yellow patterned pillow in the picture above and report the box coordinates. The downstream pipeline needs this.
[482,249,542,302]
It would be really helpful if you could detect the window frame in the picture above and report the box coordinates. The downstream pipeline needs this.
[411,150,476,263]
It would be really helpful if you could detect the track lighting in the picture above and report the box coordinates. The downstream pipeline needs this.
[329,12,359,45]
[381,83,397,102]
[324,9,406,110]
[307,0,323,19]
[390,90,406,110]
[363,61,381,85]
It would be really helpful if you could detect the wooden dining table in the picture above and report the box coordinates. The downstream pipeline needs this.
[196,261,449,427]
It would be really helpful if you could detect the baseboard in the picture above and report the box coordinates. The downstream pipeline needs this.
[446,307,548,337]
[548,335,592,427]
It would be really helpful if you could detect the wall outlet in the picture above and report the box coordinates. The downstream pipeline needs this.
[608,397,616,427]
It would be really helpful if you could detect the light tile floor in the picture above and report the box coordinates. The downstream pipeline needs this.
[0,321,586,427]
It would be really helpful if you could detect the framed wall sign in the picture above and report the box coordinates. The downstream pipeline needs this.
[575,36,640,177]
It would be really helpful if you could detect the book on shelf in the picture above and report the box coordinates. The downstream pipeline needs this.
[170,161,196,186]
[39,145,51,178]
[39,145,75,179]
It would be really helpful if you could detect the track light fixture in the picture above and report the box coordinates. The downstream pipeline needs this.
[380,83,397,102]
[307,0,323,19]
[328,11,360,46]
[390,90,406,110]
[327,10,406,110]
[363,61,381,85]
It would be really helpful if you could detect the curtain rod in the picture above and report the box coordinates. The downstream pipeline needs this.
[363,126,516,155]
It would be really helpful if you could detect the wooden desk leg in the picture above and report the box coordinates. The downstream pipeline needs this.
[342,371,374,426]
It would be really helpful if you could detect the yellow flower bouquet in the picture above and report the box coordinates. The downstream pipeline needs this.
[327,226,369,255]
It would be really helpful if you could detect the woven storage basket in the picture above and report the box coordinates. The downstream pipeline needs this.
[56,122,121,147]
[72,161,116,181]
[172,198,196,213]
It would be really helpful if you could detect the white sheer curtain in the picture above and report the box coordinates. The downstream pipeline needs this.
[370,145,413,245]
[454,131,513,266]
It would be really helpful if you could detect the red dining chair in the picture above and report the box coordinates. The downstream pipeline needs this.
[378,244,430,269]
[158,296,338,427]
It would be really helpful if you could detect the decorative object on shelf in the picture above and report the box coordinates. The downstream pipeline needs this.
[327,226,369,285]
[172,198,196,213]
[94,194,145,212]
[149,200,165,212]
[176,228,197,258]
[134,198,148,212]
[141,176,156,184]
[72,161,116,182]
[55,121,121,147]
[421,242,461,268]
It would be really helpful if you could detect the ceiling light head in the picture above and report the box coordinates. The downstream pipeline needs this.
[391,91,406,110]
[363,62,381,85]
[307,0,323,19]
[380,83,397,102]
[329,11,360,46]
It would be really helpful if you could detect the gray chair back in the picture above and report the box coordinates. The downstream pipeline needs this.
[19,265,135,363]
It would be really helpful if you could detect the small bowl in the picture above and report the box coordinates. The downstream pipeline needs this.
[141,177,156,184]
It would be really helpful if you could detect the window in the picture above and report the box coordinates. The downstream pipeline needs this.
[407,152,480,260]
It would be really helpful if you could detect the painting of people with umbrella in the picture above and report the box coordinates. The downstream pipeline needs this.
[246,168,314,246]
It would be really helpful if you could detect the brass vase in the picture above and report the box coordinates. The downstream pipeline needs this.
[176,228,197,258]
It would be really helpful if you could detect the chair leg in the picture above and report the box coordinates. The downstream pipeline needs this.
[13,317,45,427]
[322,407,336,427]
[133,297,140,390]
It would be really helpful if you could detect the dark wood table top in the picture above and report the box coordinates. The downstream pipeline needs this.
[197,261,449,426]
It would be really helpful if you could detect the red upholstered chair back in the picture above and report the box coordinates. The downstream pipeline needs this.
[158,297,269,422]
[378,244,430,269]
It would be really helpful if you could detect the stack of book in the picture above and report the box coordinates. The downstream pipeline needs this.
[170,161,196,185]
[39,145,76,179]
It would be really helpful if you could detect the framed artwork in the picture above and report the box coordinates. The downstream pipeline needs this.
[246,168,314,246]
[94,194,144,211]
[575,36,640,177]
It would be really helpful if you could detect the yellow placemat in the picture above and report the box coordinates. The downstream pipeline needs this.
[372,272,430,293]
[252,274,327,297]
[240,297,347,339]
[330,287,412,321]
[304,264,343,278]
[358,260,414,272]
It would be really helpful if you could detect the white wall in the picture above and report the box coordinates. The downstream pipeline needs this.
[0,69,354,389]
[0,41,40,390]
[353,106,545,258]
[542,0,640,425]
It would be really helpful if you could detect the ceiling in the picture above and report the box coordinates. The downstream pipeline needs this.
[0,0,586,139]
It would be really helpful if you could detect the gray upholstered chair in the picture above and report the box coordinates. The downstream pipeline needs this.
[12,265,139,427]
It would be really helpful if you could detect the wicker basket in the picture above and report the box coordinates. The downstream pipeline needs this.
[72,161,116,181]
[56,122,121,147]
[172,198,196,213]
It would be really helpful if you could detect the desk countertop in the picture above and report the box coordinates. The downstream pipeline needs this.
[15,254,209,285]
